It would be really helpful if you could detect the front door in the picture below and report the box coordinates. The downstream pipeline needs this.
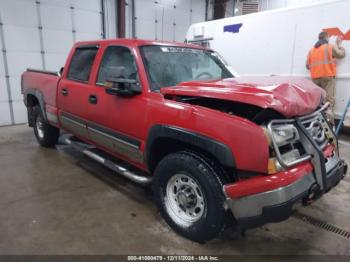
[86,45,147,164]
[57,45,99,139]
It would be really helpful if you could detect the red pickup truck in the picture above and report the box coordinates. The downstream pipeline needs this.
[22,39,347,242]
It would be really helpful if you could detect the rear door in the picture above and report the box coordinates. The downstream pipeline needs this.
[57,45,98,139]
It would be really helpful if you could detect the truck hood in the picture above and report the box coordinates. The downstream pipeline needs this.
[160,76,325,118]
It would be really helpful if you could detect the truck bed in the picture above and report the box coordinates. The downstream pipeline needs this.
[22,69,60,108]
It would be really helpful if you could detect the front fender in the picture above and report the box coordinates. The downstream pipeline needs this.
[146,125,236,171]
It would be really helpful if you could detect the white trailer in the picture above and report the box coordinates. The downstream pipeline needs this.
[185,0,350,120]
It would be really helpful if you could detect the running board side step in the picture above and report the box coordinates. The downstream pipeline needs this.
[64,136,152,185]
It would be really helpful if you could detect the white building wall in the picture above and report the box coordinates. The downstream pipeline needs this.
[259,0,337,11]
[209,0,338,17]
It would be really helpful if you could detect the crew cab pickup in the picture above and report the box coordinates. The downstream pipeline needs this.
[22,39,347,242]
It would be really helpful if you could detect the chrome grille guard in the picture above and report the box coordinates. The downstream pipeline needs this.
[267,102,331,169]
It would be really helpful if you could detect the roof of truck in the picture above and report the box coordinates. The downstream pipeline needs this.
[73,38,210,50]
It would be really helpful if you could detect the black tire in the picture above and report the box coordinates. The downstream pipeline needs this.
[153,151,228,243]
[32,106,60,147]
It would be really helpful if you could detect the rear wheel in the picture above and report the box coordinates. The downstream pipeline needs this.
[153,151,228,242]
[32,106,60,147]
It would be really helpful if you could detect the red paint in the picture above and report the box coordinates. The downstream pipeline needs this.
[161,76,324,118]
[224,162,314,199]
[22,39,323,175]
[323,144,335,158]
[323,27,350,41]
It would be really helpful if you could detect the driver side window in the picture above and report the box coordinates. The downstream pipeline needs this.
[97,46,138,85]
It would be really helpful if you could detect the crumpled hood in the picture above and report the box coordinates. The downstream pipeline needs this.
[160,76,325,118]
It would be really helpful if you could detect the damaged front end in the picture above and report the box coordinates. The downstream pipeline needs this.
[163,90,347,190]
[264,102,347,196]
[223,102,347,228]
[161,78,346,229]
[266,102,343,184]
[164,95,285,125]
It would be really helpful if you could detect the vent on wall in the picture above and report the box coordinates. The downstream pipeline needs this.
[242,1,259,15]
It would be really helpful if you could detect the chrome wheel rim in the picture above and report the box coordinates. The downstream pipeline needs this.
[36,115,44,139]
[165,174,205,227]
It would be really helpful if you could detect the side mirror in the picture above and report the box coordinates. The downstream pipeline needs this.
[105,66,141,97]
[59,67,64,77]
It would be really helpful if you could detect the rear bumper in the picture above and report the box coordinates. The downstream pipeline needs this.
[224,159,347,228]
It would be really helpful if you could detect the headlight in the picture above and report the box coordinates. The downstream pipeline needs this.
[270,124,300,147]
[267,122,310,173]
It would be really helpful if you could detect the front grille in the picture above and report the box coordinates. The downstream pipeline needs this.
[301,113,328,149]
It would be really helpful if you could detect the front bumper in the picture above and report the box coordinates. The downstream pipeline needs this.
[224,157,347,229]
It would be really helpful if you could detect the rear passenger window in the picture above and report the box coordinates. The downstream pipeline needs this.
[67,46,98,82]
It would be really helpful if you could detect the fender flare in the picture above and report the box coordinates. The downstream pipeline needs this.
[24,89,47,122]
[145,125,236,170]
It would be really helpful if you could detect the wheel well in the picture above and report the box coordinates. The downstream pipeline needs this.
[148,137,236,183]
[26,94,39,107]
[26,94,40,126]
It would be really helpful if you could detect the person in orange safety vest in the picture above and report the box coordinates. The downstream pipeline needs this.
[306,31,346,125]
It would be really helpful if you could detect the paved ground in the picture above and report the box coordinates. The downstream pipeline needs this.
[0,124,350,255]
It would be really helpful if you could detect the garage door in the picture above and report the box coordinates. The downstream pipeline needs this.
[0,0,103,126]
[126,0,205,42]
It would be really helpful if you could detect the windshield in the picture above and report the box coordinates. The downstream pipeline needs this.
[140,45,234,91]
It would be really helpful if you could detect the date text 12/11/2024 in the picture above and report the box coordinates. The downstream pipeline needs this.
[127,255,219,261]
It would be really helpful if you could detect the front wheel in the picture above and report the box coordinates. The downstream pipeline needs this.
[153,151,228,242]
[32,106,60,147]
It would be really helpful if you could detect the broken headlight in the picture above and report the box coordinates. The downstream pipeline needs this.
[267,122,310,173]
[270,124,299,147]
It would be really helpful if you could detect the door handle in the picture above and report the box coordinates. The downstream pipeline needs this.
[89,95,98,104]
[61,88,68,96]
